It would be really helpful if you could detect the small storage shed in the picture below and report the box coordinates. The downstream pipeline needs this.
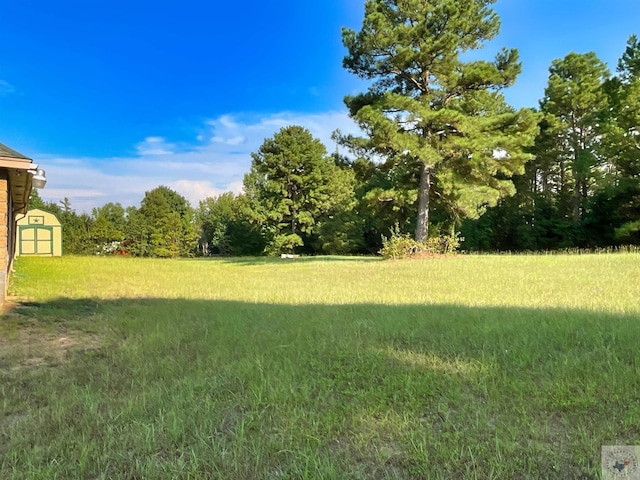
[17,209,62,256]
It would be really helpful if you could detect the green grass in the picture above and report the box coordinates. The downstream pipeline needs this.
[1,254,640,479]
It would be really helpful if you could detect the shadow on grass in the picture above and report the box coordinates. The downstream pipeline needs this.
[187,255,381,266]
[2,297,638,479]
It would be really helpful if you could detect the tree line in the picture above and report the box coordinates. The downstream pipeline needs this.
[30,1,639,256]
[462,36,640,250]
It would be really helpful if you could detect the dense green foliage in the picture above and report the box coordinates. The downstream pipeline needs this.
[244,126,356,255]
[339,0,539,241]
[196,192,264,256]
[461,35,640,251]
[29,187,199,257]
[28,21,639,254]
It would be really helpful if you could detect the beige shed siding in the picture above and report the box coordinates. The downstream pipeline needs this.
[17,209,63,257]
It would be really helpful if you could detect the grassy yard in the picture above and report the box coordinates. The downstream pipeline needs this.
[1,254,640,479]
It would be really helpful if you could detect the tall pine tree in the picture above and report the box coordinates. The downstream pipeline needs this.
[341,0,538,241]
[539,52,610,224]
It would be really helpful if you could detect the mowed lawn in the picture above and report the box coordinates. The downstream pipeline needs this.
[1,254,640,479]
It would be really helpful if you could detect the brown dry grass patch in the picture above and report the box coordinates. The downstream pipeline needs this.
[0,298,103,373]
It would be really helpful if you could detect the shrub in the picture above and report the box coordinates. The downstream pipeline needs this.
[264,233,303,256]
[379,224,461,259]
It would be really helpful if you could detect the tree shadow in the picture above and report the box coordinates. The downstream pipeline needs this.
[190,255,380,266]
[2,296,637,478]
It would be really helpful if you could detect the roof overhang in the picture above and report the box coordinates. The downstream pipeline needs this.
[0,155,36,216]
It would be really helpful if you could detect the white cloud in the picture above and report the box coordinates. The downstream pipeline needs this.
[135,136,175,156]
[168,180,225,206]
[226,180,245,194]
[35,110,363,214]
[212,135,245,146]
[43,188,105,199]
[217,115,239,129]
[0,80,15,96]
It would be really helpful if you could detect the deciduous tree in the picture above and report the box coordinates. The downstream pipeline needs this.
[244,126,355,254]
[127,186,198,257]
[196,193,264,256]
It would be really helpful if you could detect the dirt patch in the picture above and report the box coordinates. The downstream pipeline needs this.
[0,303,103,372]
[0,411,30,431]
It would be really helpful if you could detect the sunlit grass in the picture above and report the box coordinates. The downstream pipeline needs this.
[1,253,639,478]
[381,347,488,376]
[9,253,640,313]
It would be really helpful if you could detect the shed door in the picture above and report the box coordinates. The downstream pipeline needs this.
[20,226,54,255]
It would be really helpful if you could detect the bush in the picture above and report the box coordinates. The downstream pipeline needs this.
[379,224,461,259]
[264,233,303,256]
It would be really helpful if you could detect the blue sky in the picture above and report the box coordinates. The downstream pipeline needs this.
[1,0,638,212]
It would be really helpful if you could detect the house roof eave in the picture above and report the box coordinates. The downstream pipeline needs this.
[0,143,38,215]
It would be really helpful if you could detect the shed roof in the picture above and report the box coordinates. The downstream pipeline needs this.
[17,208,62,226]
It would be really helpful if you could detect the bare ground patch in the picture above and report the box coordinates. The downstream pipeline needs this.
[0,298,103,373]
